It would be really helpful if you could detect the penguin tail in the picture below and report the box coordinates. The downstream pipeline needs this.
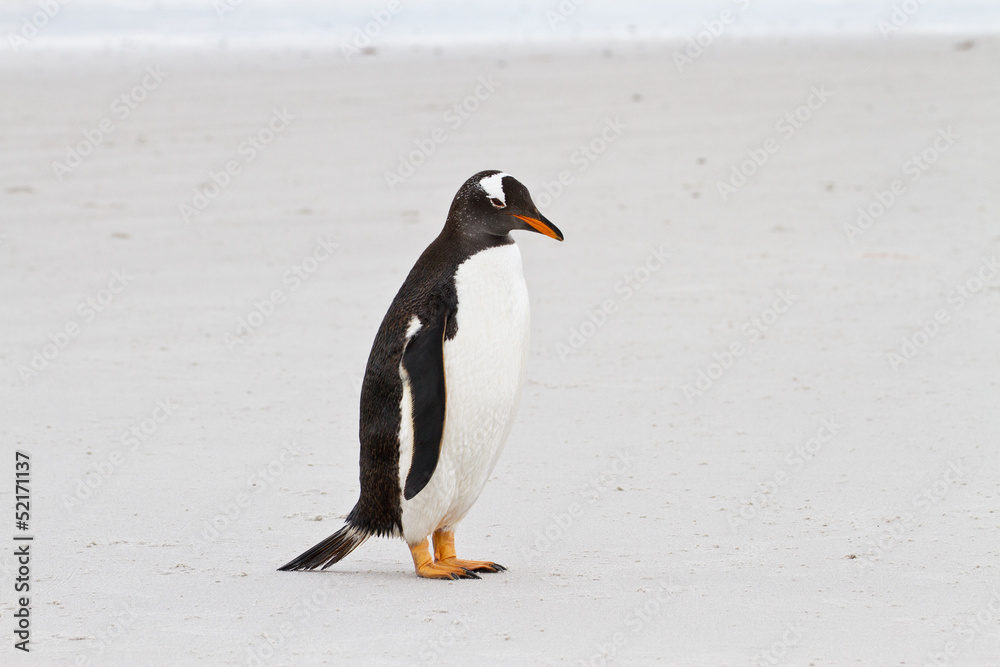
[277,523,371,572]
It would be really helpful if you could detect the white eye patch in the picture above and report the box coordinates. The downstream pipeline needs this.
[479,172,509,205]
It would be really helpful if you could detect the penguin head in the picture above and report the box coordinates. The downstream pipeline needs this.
[447,170,564,242]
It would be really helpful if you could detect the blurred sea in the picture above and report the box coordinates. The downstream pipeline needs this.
[2,0,998,50]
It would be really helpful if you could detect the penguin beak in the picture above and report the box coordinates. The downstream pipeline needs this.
[510,213,564,242]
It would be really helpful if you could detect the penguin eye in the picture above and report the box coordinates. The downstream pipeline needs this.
[488,197,506,209]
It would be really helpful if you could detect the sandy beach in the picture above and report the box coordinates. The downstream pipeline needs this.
[1,33,999,665]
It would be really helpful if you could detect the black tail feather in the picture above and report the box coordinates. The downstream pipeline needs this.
[278,524,371,572]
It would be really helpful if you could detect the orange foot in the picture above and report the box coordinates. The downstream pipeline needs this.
[409,539,480,580]
[432,529,507,574]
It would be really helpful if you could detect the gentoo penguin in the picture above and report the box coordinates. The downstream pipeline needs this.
[279,170,563,579]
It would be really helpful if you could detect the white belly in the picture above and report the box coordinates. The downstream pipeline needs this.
[400,243,530,544]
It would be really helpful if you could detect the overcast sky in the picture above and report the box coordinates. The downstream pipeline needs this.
[2,0,998,47]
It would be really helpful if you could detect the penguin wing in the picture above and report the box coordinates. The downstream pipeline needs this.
[400,308,449,500]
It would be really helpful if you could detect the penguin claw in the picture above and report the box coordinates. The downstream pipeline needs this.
[442,559,506,574]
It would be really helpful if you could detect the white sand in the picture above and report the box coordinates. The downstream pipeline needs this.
[1,36,999,665]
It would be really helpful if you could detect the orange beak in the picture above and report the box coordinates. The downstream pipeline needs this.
[510,213,564,241]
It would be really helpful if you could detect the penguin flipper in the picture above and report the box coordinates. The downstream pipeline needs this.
[401,309,449,501]
[277,524,370,571]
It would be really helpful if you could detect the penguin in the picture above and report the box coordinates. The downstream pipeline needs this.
[279,170,563,579]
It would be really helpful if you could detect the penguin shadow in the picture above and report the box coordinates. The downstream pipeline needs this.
[282,564,452,583]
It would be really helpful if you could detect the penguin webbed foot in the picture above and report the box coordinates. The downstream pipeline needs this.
[410,535,505,580]
[411,555,482,580]
[444,558,506,574]
[428,529,506,576]
[413,562,483,580]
